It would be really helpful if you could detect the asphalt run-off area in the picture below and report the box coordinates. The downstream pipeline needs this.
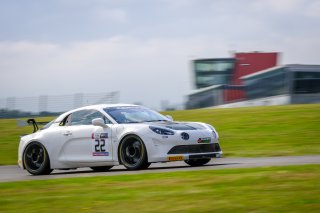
[0,155,319,183]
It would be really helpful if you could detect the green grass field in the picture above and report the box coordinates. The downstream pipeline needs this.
[0,105,319,212]
[0,165,319,212]
[0,104,320,165]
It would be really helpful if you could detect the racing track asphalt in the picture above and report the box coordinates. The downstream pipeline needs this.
[0,155,319,183]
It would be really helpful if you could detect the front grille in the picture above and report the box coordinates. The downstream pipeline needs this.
[167,143,221,155]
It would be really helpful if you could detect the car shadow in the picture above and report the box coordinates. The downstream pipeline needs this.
[48,162,240,176]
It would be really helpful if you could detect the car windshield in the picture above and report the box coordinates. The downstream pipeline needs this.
[104,106,169,124]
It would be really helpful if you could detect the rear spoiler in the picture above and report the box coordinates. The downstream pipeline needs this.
[16,119,50,133]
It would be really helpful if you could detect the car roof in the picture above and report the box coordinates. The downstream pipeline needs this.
[55,104,139,122]
[74,103,138,111]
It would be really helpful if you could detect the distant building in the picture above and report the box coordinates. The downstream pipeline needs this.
[225,52,278,102]
[193,58,235,89]
[186,52,279,109]
[242,64,320,105]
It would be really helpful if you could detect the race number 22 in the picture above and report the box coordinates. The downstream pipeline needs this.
[92,133,109,156]
[94,139,106,152]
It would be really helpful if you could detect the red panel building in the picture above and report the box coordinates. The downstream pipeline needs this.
[224,52,279,102]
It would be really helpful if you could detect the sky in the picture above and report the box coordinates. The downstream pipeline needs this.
[0,0,320,110]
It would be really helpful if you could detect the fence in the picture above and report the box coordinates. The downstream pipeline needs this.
[0,92,119,117]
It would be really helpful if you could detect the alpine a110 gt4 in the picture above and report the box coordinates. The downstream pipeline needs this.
[18,104,222,175]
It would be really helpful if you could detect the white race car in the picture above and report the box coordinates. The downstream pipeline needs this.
[18,104,222,175]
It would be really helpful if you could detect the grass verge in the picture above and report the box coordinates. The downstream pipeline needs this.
[0,165,319,212]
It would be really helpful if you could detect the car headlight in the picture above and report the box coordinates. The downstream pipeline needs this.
[149,126,175,135]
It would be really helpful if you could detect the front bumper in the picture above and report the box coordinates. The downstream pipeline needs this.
[144,129,223,162]
[165,143,223,162]
[167,143,221,154]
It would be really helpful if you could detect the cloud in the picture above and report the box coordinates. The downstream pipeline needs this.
[305,1,320,17]
[0,41,58,55]
[250,0,304,13]
[1,32,319,109]
[95,7,128,23]
[0,36,225,108]
[160,0,199,9]
[0,0,320,109]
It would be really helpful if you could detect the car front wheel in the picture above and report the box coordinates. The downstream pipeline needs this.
[23,142,53,175]
[119,135,150,170]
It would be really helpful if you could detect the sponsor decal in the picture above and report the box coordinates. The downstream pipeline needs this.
[168,156,184,161]
[92,133,109,139]
[181,132,189,140]
[92,133,100,139]
[162,135,168,139]
[100,133,108,139]
[93,152,109,156]
[197,137,211,143]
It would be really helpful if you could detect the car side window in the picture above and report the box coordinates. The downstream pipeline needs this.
[70,110,89,126]
[84,110,112,125]
[66,109,111,126]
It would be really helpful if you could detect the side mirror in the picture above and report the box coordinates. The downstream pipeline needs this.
[92,118,107,128]
[166,115,173,121]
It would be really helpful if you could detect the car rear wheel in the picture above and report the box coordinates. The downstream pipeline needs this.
[119,135,149,170]
[90,166,113,172]
[23,142,53,175]
[184,158,211,167]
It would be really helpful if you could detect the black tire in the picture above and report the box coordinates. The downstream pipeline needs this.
[140,162,151,170]
[184,158,211,167]
[23,142,53,175]
[119,135,149,170]
[90,166,113,172]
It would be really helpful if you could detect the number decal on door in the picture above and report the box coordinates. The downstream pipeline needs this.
[94,139,106,152]
[92,133,109,156]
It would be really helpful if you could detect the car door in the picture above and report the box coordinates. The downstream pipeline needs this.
[60,109,113,164]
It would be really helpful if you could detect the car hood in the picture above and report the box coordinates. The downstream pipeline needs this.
[148,121,207,131]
